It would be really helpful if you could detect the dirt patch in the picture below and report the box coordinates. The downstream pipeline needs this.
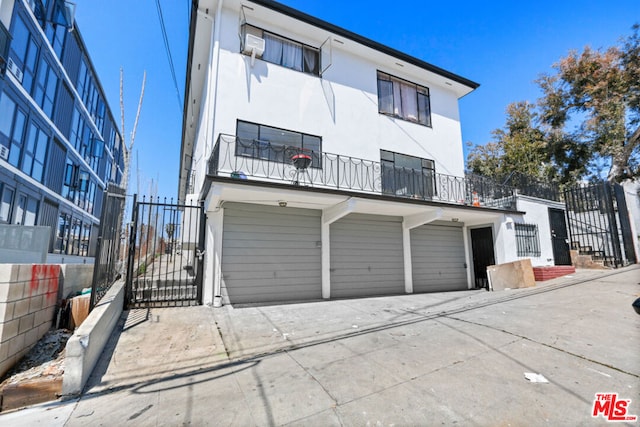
[0,329,71,412]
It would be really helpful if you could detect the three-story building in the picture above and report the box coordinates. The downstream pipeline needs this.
[180,0,563,306]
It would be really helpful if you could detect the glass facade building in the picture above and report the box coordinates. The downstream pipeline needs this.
[0,0,124,259]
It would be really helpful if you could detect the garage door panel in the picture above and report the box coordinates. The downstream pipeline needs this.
[411,223,467,293]
[330,213,404,298]
[222,203,321,304]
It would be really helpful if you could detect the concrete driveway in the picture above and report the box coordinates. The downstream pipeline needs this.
[2,267,639,426]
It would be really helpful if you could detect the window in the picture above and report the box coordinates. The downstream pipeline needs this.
[26,0,48,27]
[14,193,38,226]
[236,120,322,168]
[243,25,320,76]
[515,223,541,257]
[0,185,15,223]
[46,0,73,58]
[380,150,435,199]
[10,15,39,92]
[0,92,27,168]
[34,57,58,118]
[377,71,431,127]
[45,21,67,58]
[54,212,70,254]
[22,123,48,182]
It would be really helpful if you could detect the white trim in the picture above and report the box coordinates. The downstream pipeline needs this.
[320,197,356,299]
[402,208,443,230]
[402,226,413,294]
[207,208,224,305]
[463,225,472,289]
[321,221,330,299]
[322,198,356,225]
[401,208,442,294]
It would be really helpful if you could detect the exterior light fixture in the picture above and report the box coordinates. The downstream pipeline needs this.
[278,201,287,207]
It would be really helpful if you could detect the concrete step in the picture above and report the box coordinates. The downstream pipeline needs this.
[533,266,576,281]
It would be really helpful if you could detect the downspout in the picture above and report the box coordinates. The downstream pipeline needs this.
[206,0,224,160]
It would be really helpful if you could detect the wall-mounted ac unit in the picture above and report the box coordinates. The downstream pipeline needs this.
[0,145,9,161]
[243,34,265,66]
[7,57,23,83]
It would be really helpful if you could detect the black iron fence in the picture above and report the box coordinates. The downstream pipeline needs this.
[90,184,126,310]
[209,134,516,210]
[564,182,636,267]
[125,196,204,307]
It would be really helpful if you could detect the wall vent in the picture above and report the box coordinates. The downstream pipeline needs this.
[7,57,23,83]
[0,145,9,161]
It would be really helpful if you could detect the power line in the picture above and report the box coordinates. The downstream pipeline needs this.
[155,0,182,111]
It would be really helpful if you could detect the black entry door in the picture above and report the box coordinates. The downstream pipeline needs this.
[470,227,495,289]
[549,208,571,265]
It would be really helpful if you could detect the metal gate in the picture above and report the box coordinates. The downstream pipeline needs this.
[564,182,636,267]
[125,196,205,307]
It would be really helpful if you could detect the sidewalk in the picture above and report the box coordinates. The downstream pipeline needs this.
[1,266,638,426]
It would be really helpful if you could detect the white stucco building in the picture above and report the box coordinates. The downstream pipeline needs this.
[179,0,569,306]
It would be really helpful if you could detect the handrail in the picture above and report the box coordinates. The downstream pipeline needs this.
[209,134,516,210]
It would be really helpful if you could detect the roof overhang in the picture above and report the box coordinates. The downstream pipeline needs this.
[203,177,521,227]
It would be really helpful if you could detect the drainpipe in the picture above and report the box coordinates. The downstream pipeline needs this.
[202,0,224,161]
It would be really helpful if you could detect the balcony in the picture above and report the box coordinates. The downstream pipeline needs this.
[0,21,10,76]
[208,134,516,210]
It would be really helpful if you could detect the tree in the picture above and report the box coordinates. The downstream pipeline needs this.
[467,101,553,183]
[467,25,640,184]
[538,24,640,182]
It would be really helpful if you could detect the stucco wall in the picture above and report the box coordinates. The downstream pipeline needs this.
[516,196,564,267]
[190,6,467,197]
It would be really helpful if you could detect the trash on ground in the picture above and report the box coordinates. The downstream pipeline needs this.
[524,372,549,383]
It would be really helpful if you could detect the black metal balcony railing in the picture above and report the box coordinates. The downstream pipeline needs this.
[208,134,516,210]
[0,21,10,75]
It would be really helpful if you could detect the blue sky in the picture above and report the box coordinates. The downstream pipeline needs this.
[74,0,639,199]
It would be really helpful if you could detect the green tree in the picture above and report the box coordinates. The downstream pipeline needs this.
[538,24,640,182]
[467,24,640,184]
[467,101,552,183]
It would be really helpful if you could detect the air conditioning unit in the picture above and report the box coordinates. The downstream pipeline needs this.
[0,145,9,161]
[243,34,265,66]
[6,58,23,83]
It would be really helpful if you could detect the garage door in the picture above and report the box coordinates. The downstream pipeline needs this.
[330,213,404,298]
[221,202,321,304]
[411,221,467,292]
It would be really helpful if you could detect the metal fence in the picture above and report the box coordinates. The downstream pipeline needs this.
[125,196,204,308]
[564,182,636,267]
[90,184,126,310]
[209,134,516,210]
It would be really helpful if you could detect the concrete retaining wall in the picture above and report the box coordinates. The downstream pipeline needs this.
[0,265,61,377]
[62,280,124,397]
